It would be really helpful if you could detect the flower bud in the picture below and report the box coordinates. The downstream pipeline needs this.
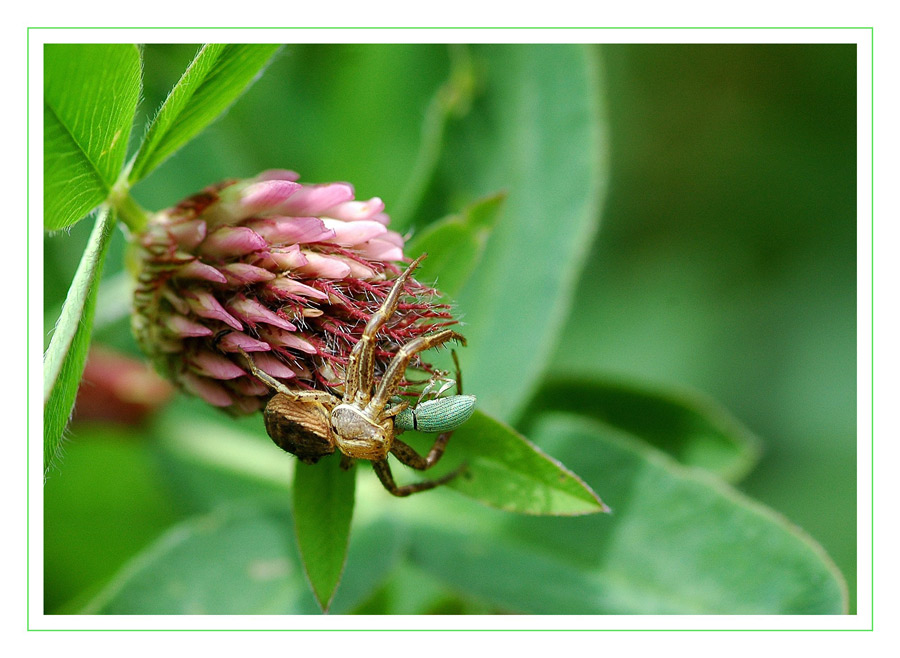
[132,170,452,414]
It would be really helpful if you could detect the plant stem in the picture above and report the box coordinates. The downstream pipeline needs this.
[108,181,150,233]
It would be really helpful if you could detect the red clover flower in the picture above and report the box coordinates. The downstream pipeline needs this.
[132,170,454,414]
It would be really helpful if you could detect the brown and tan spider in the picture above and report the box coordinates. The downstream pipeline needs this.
[240,254,475,496]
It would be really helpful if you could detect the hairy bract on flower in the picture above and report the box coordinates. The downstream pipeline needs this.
[131,170,454,415]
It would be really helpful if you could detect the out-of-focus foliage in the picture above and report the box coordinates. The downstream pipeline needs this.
[552,44,857,611]
[43,43,857,616]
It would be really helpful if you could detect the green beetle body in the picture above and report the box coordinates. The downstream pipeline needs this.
[395,395,476,434]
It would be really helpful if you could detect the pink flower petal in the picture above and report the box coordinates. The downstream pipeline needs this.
[165,314,213,338]
[162,289,190,315]
[217,332,272,353]
[220,263,277,285]
[190,351,246,380]
[168,219,207,249]
[380,229,406,247]
[321,218,387,246]
[278,182,355,216]
[199,226,267,258]
[254,169,300,182]
[321,197,385,222]
[356,238,404,262]
[284,360,311,379]
[228,376,271,396]
[245,216,335,246]
[227,296,297,332]
[174,260,227,283]
[297,252,352,279]
[182,372,234,407]
[257,326,318,354]
[253,244,310,271]
[239,180,303,217]
[345,259,376,278]
[253,352,296,379]
[186,291,243,330]
[266,276,329,300]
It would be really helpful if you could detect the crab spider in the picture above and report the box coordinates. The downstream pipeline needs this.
[240,254,475,496]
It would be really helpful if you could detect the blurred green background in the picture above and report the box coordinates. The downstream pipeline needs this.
[43,43,857,613]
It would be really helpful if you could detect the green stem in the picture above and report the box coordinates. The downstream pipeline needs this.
[108,180,150,233]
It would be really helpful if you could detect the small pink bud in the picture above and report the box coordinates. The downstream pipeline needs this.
[220,263,277,285]
[199,226,267,258]
[357,238,404,262]
[182,372,234,407]
[175,260,228,283]
[186,290,243,330]
[322,197,386,222]
[256,244,310,271]
[277,182,355,216]
[265,276,329,301]
[165,314,213,338]
[245,216,335,246]
[254,169,300,182]
[253,352,296,379]
[239,180,302,217]
[168,219,207,249]
[217,331,272,353]
[190,350,246,380]
[321,219,387,247]
[257,326,318,354]
[228,296,296,332]
[298,252,352,279]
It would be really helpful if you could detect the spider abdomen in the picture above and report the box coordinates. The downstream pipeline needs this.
[264,393,336,464]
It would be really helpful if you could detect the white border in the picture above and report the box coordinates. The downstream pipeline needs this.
[26,26,874,636]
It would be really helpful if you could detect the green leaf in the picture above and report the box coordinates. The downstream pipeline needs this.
[405,413,847,614]
[43,208,117,473]
[521,375,762,482]
[436,44,608,422]
[44,44,141,229]
[404,410,608,516]
[406,193,505,300]
[77,501,404,615]
[79,503,320,614]
[391,44,476,228]
[128,44,282,183]
[43,426,182,613]
[292,456,356,611]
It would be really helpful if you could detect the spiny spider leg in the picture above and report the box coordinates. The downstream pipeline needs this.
[367,330,466,414]
[380,345,468,493]
[238,348,333,403]
[372,458,466,497]
[451,349,464,395]
[391,434,454,470]
[344,253,427,405]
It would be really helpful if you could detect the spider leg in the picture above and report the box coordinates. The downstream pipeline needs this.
[367,330,466,415]
[344,254,427,405]
[382,398,409,419]
[451,349,464,394]
[372,457,465,497]
[390,434,454,470]
[238,348,333,403]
